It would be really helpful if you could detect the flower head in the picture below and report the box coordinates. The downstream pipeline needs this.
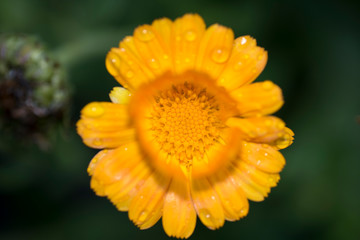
[77,14,293,238]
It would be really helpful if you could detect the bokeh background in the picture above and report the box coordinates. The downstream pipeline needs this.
[1,0,359,239]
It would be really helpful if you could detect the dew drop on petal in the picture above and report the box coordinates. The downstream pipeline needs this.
[211,48,230,63]
[125,70,134,78]
[83,102,105,118]
[233,61,243,71]
[93,138,103,146]
[138,211,148,222]
[135,26,155,42]
[240,208,247,215]
[149,58,159,69]
[184,30,196,42]
[240,36,247,45]
[262,81,273,90]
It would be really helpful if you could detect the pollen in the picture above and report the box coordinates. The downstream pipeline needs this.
[149,82,224,168]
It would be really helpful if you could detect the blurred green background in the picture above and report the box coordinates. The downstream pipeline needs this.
[1,0,359,239]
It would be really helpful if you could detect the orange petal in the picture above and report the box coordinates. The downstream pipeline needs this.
[230,81,283,117]
[105,158,152,211]
[191,178,225,230]
[226,116,294,149]
[77,102,135,149]
[195,24,234,79]
[218,36,267,90]
[172,13,206,74]
[106,34,159,91]
[129,172,171,229]
[228,162,269,202]
[89,143,147,200]
[163,179,196,239]
[91,142,142,185]
[208,169,249,221]
[240,141,286,173]
[87,149,110,176]
[151,18,173,54]
[236,161,280,188]
[133,23,173,76]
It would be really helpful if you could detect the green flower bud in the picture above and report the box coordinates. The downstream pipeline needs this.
[0,34,71,150]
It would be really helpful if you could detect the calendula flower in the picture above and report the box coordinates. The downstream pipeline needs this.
[77,14,293,238]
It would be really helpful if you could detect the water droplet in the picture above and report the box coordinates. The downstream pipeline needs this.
[262,81,273,90]
[138,211,148,222]
[83,102,105,118]
[148,58,159,69]
[277,122,285,129]
[211,48,230,63]
[265,119,272,126]
[135,26,155,42]
[93,138,103,146]
[184,30,196,41]
[233,61,243,70]
[264,152,268,156]
[256,160,261,166]
[211,195,216,200]
[240,37,247,45]
[125,70,134,78]
[124,147,128,151]
[240,208,247,215]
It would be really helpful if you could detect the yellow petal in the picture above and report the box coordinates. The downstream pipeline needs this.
[106,38,154,91]
[173,13,206,74]
[230,81,283,117]
[228,162,270,202]
[191,178,225,230]
[129,172,171,229]
[226,116,293,149]
[195,24,234,79]
[109,87,132,104]
[133,23,173,76]
[105,157,152,211]
[236,161,280,188]
[273,127,294,150]
[77,102,135,149]
[90,143,152,211]
[87,149,109,176]
[90,177,106,196]
[163,179,196,239]
[151,18,173,54]
[218,36,267,90]
[240,141,286,173]
[208,169,249,221]
[92,142,141,185]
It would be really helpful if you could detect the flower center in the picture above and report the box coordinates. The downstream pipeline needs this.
[149,82,224,168]
[130,71,239,179]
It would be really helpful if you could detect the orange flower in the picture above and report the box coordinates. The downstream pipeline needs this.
[77,13,293,238]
